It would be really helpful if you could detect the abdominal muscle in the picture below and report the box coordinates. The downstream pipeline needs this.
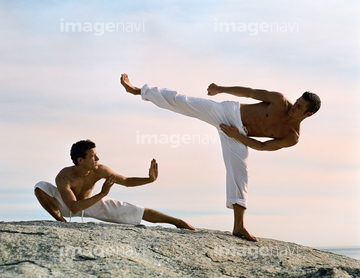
[240,102,291,139]
[240,103,271,137]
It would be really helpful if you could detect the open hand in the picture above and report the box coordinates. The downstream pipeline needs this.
[149,159,158,182]
[101,174,116,196]
[220,123,240,139]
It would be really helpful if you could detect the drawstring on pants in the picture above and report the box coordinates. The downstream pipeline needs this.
[69,210,84,222]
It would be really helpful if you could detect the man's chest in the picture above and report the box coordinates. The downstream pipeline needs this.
[70,176,99,197]
[262,108,292,139]
[263,122,292,139]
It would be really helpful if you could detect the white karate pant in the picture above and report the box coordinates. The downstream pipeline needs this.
[141,84,249,209]
[34,181,144,224]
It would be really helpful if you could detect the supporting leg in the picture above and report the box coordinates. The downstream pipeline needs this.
[232,204,258,241]
[34,188,66,222]
[142,208,196,231]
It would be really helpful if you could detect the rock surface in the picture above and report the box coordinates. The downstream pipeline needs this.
[0,221,359,277]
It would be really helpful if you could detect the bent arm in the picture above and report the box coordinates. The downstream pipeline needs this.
[100,159,158,187]
[219,124,298,151]
[208,83,285,104]
[117,176,154,187]
[56,176,108,214]
[235,134,298,151]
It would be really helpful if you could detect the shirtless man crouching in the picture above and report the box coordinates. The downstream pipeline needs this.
[120,73,321,241]
[34,139,196,230]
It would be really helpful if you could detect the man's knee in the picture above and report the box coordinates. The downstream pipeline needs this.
[34,187,43,198]
[34,187,52,202]
[142,208,157,221]
[142,208,149,219]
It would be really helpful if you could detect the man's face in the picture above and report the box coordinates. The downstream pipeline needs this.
[289,97,311,118]
[81,148,99,170]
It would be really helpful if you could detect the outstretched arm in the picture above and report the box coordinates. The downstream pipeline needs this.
[220,124,298,151]
[207,83,285,104]
[100,159,158,187]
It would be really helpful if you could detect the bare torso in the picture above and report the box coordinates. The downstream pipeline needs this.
[56,166,105,200]
[240,101,300,139]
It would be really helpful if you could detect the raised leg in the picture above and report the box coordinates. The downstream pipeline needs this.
[34,188,66,222]
[232,204,258,241]
[121,73,240,130]
[142,208,196,231]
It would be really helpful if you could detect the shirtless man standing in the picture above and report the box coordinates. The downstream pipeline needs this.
[120,73,321,242]
[34,139,196,230]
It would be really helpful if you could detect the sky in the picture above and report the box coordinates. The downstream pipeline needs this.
[1,0,359,248]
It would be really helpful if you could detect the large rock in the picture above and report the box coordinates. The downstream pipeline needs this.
[0,221,358,277]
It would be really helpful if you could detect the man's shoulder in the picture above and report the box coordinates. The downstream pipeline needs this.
[275,94,292,107]
[57,166,73,177]
[94,164,109,172]
[93,164,113,177]
[265,93,292,111]
[55,166,75,186]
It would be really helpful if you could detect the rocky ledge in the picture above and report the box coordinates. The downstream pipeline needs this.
[0,221,359,277]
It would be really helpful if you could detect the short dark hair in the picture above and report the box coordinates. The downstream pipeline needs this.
[70,140,96,165]
[302,91,321,114]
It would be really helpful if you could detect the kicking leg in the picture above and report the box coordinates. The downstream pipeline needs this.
[34,188,66,222]
[120,73,241,128]
[232,204,258,242]
[142,208,196,231]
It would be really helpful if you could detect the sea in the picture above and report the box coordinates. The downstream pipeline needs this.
[318,247,360,260]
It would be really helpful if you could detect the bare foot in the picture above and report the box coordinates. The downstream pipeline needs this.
[175,219,197,231]
[54,211,67,222]
[233,227,258,242]
[120,73,141,95]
